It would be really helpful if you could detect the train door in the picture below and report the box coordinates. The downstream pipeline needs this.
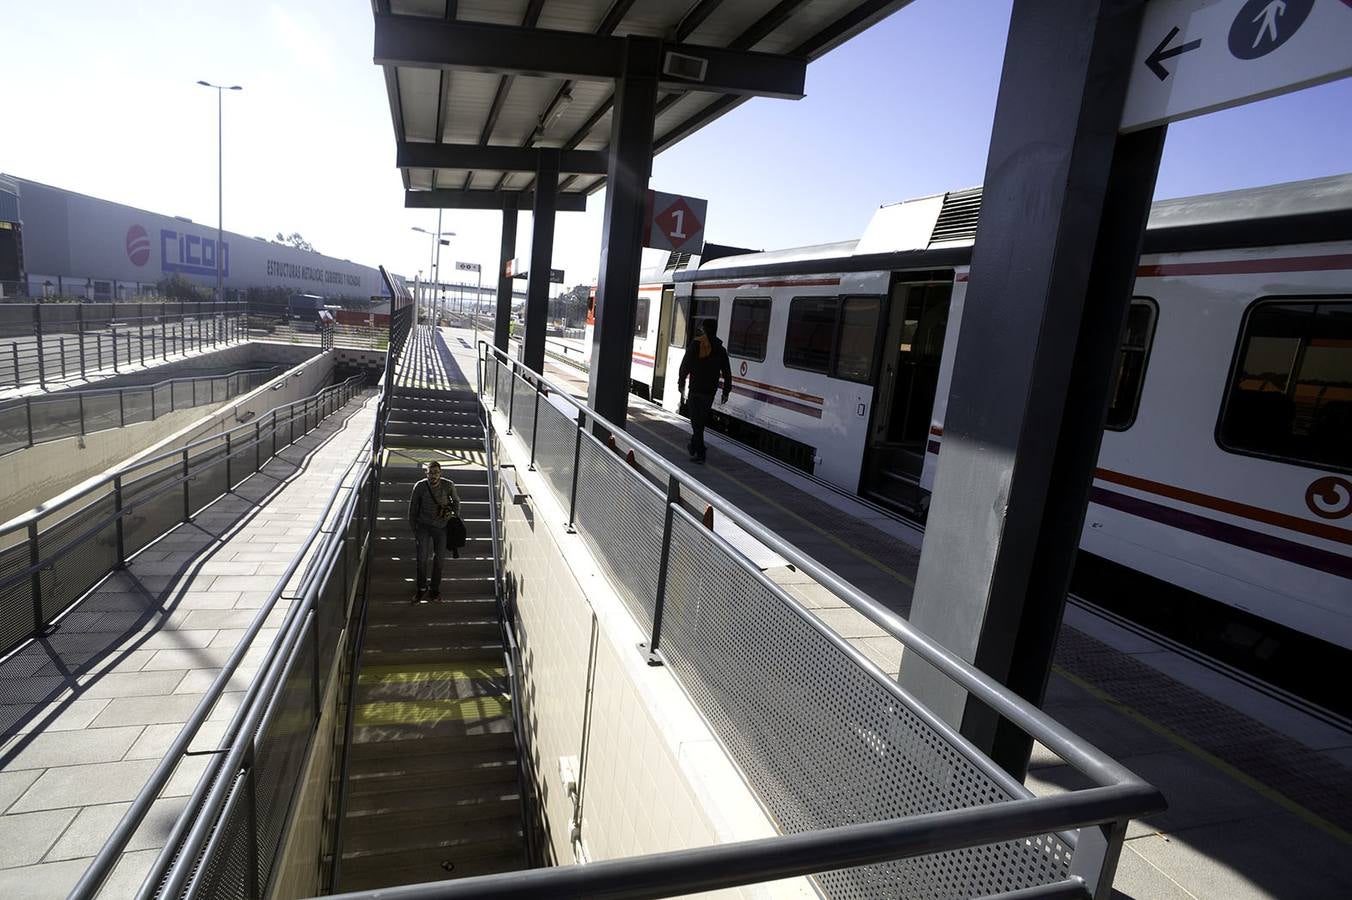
[651,286,675,402]
[862,277,953,510]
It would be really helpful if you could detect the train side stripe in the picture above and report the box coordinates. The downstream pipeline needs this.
[730,385,823,418]
[733,376,824,405]
[1095,468,1352,547]
[957,253,1352,283]
[696,277,842,290]
[1090,487,1352,579]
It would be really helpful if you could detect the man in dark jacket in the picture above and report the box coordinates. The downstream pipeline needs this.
[408,460,461,602]
[677,318,732,464]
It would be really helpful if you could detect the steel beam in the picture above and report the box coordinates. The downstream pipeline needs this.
[405,189,586,212]
[397,142,608,175]
[374,15,806,99]
[588,36,659,428]
[494,196,518,352]
[899,0,1160,778]
[523,150,558,373]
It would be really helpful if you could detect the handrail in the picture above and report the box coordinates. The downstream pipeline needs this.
[69,378,372,900]
[477,337,538,868]
[0,373,361,537]
[481,343,1140,791]
[0,364,284,455]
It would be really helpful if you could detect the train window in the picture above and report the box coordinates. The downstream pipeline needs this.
[784,297,838,373]
[670,296,690,349]
[833,297,881,383]
[1218,299,1352,471]
[1105,299,1158,431]
[728,297,771,361]
[634,297,650,337]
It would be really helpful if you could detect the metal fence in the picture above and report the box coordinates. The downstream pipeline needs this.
[0,301,247,389]
[0,373,365,658]
[459,344,1165,900]
[0,365,282,456]
[248,322,388,351]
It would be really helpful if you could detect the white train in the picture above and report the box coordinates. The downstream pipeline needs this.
[604,175,1352,651]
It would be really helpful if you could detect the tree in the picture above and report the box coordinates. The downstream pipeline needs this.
[274,232,315,252]
[156,273,209,301]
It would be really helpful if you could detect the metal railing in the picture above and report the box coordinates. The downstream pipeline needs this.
[0,300,247,390]
[368,343,1163,900]
[0,373,365,659]
[0,365,282,456]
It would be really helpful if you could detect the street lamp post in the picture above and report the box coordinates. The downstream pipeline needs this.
[196,81,242,307]
[411,224,454,325]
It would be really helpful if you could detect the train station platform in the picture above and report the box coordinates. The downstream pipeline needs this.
[487,327,1352,899]
[0,383,375,897]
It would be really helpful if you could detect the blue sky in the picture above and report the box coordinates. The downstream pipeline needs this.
[2,0,1349,285]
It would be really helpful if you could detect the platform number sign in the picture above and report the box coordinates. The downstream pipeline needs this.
[645,190,707,253]
[1120,0,1352,132]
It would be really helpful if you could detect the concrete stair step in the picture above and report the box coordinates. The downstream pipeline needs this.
[361,621,502,651]
[365,597,497,624]
[367,572,495,597]
[346,747,517,791]
[358,644,504,666]
[345,775,518,819]
[354,664,508,704]
[344,799,521,852]
[337,839,523,892]
[349,729,516,763]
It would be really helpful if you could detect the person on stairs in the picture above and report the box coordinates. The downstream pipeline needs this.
[677,318,732,464]
[408,460,461,603]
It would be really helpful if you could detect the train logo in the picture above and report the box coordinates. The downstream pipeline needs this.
[1305,476,1352,520]
[126,225,151,267]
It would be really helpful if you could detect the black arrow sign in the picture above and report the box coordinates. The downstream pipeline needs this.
[1146,26,1203,81]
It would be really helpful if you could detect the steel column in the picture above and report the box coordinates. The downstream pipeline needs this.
[899,0,1160,779]
[33,304,45,387]
[587,36,659,428]
[494,196,518,352]
[523,148,558,373]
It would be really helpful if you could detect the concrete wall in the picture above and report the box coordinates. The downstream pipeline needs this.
[491,408,813,899]
[42,341,319,391]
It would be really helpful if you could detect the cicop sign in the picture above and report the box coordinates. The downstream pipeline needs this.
[1121,0,1352,131]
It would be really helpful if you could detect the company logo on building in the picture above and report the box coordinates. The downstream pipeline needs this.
[126,225,151,267]
[160,228,228,278]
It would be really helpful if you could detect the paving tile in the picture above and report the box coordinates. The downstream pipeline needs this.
[0,699,111,735]
[139,648,233,671]
[809,607,888,639]
[172,668,257,695]
[210,575,285,593]
[0,769,42,814]
[168,591,243,610]
[0,808,78,868]
[88,693,211,728]
[9,758,160,812]
[44,796,187,862]
[163,752,213,798]
[174,609,269,630]
[0,854,92,899]
[124,720,229,760]
[852,635,904,678]
[0,726,144,770]
[192,560,261,576]
[1126,813,1352,899]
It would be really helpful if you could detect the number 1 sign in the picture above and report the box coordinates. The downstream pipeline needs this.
[645,190,708,253]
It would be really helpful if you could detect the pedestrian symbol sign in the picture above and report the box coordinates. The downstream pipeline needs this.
[1121,0,1352,132]
[645,190,707,253]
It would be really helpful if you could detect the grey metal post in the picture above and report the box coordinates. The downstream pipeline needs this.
[11,343,19,387]
[113,475,126,567]
[566,410,584,532]
[226,433,233,491]
[33,304,45,387]
[59,336,67,379]
[77,304,86,378]
[1070,819,1128,900]
[492,355,501,411]
[272,410,278,458]
[118,389,125,427]
[255,421,262,473]
[587,36,659,428]
[899,0,1161,777]
[182,448,192,521]
[494,196,518,352]
[523,149,558,373]
[111,326,119,373]
[506,363,517,435]
[138,303,145,364]
[644,474,680,664]
[161,308,167,359]
[25,397,33,448]
[528,380,542,471]
[29,521,42,632]
[79,394,86,434]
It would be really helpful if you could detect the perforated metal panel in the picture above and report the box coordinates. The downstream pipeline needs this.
[658,508,1072,899]
[0,540,34,652]
[82,393,122,432]
[532,395,577,506]
[574,435,665,632]
[29,396,79,443]
[511,371,538,455]
[123,461,187,555]
[37,494,118,622]
[124,389,154,425]
[190,772,253,900]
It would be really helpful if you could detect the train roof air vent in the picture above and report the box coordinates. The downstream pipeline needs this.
[929,187,983,246]
[665,250,693,271]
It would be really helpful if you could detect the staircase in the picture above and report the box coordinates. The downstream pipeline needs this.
[335,328,526,892]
